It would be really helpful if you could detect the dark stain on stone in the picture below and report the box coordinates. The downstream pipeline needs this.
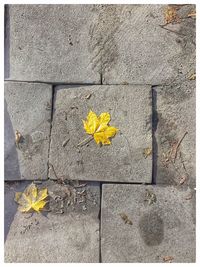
[18,133,44,159]
[156,165,179,185]
[122,110,128,117]
[139,211,164,246]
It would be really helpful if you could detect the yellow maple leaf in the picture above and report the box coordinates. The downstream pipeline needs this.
[14,183,48,212]
[82,110,118,145]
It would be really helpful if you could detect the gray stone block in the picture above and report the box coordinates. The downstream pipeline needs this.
[4,180,100,263]
[49,85,152,183]
[95,4,195,85]
[4,82,52,180]
[101,184,195,263]
[5,5,100,83]
[154,81,195,187]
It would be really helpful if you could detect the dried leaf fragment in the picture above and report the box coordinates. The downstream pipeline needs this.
[185,193,193,200]
[164,6,179,24]
[81,93,92,100]
[119,212,133,225]
[15,183,48,213]
[82,110,118,145]
[62,138,70,147]
[15,130,22,147]
[63,186,71,197]
[143,147,152,158]
[188,73,196,80]
[179,175,187,185]
[163,256,174,262]
[145,189,157,205]
[188,12,196,18]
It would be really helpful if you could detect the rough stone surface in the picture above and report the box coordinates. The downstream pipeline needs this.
[49,85,152,183]
[153,81,195,187]
[5,5,100,83]
[96,4,195,85]
[4,180,100,263]
[4,82,52,180]
[101,184,195,263]
[4,181,30,242]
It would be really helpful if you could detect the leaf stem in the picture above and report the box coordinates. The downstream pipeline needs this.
[77,136,93,147]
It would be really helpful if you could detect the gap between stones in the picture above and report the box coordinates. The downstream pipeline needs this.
[152,87,158,185]
[47,85,56,180]
[4,5,10,79]
[99,182,102,263]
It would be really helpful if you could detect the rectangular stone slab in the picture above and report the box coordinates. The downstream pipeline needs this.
[98,4,195,85]
[4,181,100,262]
[49,85,152,183]
[4,82,52,180]
[153,81,195,187]
[101,184,195,263]
[5,5,100,83]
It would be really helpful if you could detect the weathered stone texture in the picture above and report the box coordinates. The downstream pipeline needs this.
[5,5,100,83]
[4,82,52,180]
[101,184,195,262]
[4,181,100,263]
[49,85,152,183]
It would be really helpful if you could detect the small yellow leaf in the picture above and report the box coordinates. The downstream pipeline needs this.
[15,183,48,213]
[82,111,118,145]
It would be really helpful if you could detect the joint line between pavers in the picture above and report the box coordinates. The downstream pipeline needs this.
[152,87,158,185]
[47,86,56,179]
[99,182,102,263]
[5,79,165,87]
[4,5,10,79]
[4,80,102,86]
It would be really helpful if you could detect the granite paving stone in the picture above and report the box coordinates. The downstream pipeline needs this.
[154,81,195,187]
[101,184,195,263]
[4,180,100,263]
[49,85,152,183]
[5,5,100,83]
[4,82,52,180]
[96,4,195,85]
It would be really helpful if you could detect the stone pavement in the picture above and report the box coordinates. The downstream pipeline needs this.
[5,181,100,262]
[4,4,196,263]
[101,184,195,263]
[49,85,152,183]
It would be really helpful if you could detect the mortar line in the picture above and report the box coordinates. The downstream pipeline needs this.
[4,80,102,86]
[5,79,166,87]
[99,182,102,263]
[47,85,56,179]
[5,179,152,185]
[152,87,158,185]
[4,5,10,79]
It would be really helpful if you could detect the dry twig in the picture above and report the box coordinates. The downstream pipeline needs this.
[173,131,188,163]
